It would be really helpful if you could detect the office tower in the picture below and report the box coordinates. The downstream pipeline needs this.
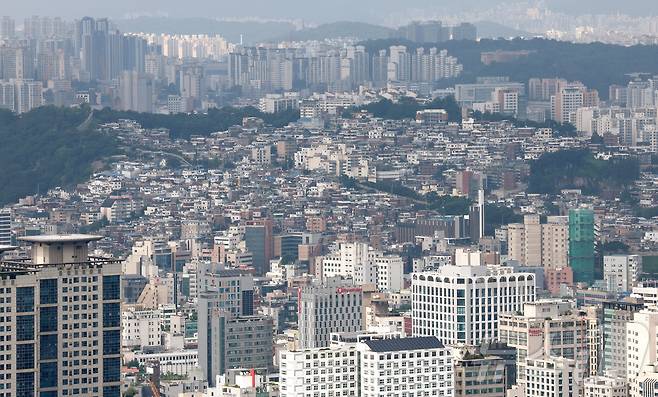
[569,209,596,284]
[603,255,641,294]
[196,265,254,313]
[279,344,359,397]
[411,263,536,346]
[0,209,10,246]
[0,17,15,39]
[626,309,658,382]
[454,346,507,397]
[358,337,454,397]
[525,357,579,397]
[119,70,153,113]
[298,280,363,348]
[197,299,273,386]
[498,300,591,391]
[197,266,272,386]
[0,235,122,396]
[583,376,627,397]
[320,242,404,292]
[601,301,643,377]
[244,219,273,276]
[78,17,116,82]
[632,281,658,306]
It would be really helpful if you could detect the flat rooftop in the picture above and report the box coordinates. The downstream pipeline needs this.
[19,234,103,244]
[0,245,17,253]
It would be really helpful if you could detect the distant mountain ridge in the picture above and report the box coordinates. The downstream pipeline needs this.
[115,17,532,44]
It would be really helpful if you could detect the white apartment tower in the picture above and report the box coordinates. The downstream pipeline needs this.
[604,255,641,294]
[0,208,10,246]
[320,242,404,292]
[411,263,536,346]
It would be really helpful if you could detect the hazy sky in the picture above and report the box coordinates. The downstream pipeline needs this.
[5,0,658,22]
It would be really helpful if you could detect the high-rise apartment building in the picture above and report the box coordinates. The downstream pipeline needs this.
[507,215,569,269]
[0,234,122,396]
[320,242,404,292]
[412,263,536,346]
[0,209,10,246]
[119,70,153,113]
[569,209,596,284]
[603,255,641,294]
[298,279,363,349]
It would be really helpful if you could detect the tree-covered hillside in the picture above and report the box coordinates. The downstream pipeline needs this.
[0,106,119,205]
[94,106,300,140]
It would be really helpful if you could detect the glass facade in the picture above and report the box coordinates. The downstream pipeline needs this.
[39,362,57,388]
[40,334,58,360]
[102,330,120,355]
[102,358,120,382]
[39,307,57,333]
[17,343,35,370]
[16,372,35,397]
[102,276,120,301]
[102,303,120,327]
[39,279,57,305]
[16,287,35,312]
[17,315,35,341]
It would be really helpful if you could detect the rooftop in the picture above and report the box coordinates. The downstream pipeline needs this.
[0,245,17,253]
[363,336,444,352]
[19,234,103,244]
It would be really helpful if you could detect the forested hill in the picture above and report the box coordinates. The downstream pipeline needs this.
[0,106,119,206]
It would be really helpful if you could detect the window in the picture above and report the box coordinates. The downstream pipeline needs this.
[40,335,58,360]
[17,315,34,341]
[103,330,120,355]
[40,362,57,388]
[16,287,35,313]
[17,343,35,370]
[40,307,57,333]
[16,372,34,397]
[103,358,120,382]
[102,276,120,301]
[102,303,120,328]
[39,279,57,305]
